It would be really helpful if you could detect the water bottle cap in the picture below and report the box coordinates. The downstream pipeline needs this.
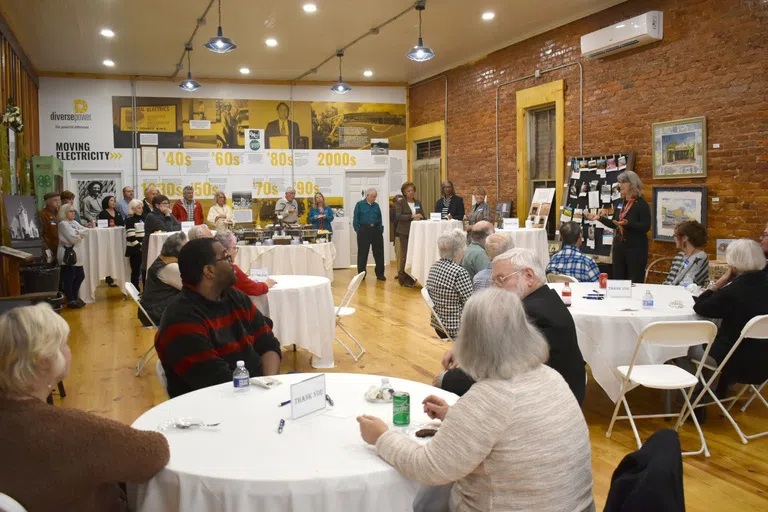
[236,360,245,367]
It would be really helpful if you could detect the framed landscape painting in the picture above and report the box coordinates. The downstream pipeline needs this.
[652,186,707,242]
[652,116,707,179]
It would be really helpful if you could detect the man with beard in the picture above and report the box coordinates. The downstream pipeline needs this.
[436,248,586,405]
[154,238,282,398]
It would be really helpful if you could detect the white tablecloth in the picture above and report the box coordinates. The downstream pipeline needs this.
[548,283,701,402]
[251,275,336,368]
[405,220,463,285]
[496,228,550,266]
[129,373,458,512]
[236,244,336,282]
[78,227,129,303]
[146,232,174,272]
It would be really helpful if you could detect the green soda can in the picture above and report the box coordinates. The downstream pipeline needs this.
[393,391,410,426]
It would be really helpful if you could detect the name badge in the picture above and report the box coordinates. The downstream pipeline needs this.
[606,279,632,298]
[291,374,326,419]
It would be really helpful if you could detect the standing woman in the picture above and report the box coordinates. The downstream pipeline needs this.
[207,190,234,232]
[97,195,125,226]
[464,186,491,231]
[308,192,334,232]
[57,204,88,309]
[125,199,145,290]
[587,170,650,282]
[395,182,423,286]
[434,180,465,220]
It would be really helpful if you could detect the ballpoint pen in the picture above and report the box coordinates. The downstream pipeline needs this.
[325,394,334,406]
[278,400,291,407]
[278,419,285,434]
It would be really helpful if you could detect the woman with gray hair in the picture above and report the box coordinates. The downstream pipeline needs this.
[214,231,275,296]
[357,288,595,512]
[426,229,473,339]
[0,303,170,510]
[140,232,187,326]
[692,239,768,396]
[587,170,650,282]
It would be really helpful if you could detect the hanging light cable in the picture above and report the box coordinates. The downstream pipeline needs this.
[406,0,435,62]
[204,0,237,53]
[331,50,351,94]
[179,46,202,91]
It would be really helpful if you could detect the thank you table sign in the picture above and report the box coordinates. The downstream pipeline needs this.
[96,219,109,228]
[502,218,518,229]
[249,268,269,282]
[606,280,632,298]
[429,212,442,221]
[291,374,326,420]
[181,221,194,233]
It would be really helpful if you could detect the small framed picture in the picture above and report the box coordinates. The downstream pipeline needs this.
[652,116,707,179]
[652,186,707,242]
[140,146,158,171]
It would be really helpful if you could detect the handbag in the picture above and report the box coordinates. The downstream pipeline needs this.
[63,245,77,266]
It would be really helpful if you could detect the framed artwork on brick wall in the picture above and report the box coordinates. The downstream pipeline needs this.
[652,116,707,179]
[652,186,707,242]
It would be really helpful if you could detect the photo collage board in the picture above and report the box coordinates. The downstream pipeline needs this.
[559,152,635,259]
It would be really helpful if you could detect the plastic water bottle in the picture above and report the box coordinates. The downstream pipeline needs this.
[233,360,250,392]
[642,290,654,310]
[561,282,572,307]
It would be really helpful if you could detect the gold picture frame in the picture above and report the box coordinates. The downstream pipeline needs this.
[652,116,707,179]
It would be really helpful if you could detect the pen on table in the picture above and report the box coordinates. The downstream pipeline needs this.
[278,399,291,407]
[325,394,334,406]
[278,419,285,434]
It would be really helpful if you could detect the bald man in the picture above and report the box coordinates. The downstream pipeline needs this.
[460,220,494,281]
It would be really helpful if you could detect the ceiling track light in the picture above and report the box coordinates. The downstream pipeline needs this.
[179,46,201,92]
[331,50,351,95]
[406,1,435,62]
[204,0,237,53]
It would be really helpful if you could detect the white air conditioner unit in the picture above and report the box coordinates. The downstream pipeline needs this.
[581,11,663,58]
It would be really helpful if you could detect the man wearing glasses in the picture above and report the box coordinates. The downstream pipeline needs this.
[142,194,182,272]
[155,238,282,398]
[436,248,586,405]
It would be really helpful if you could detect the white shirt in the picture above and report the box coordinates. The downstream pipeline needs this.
[408,202,416,215]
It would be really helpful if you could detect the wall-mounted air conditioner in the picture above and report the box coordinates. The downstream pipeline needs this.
[581,11,663,59]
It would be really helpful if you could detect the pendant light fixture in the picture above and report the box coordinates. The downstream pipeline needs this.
[179,46,201,92]
[331,50,351,94]
[406,0,435,62]
[204,0,237,53]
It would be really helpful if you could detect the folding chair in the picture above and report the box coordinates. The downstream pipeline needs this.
[156,359,168,394]
[606,320,718,457]
[126,282,158,376]
[546,273,579,284]
[420,287,455,343]
[333,272,366,361]
[680,315,768,444]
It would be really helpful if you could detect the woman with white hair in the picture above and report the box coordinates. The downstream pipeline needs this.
[357,288,594,512]
[0,303,170,511]
[692,239,768,395]
[57,203,89,309]
[426,229,473,339]
[207,190,234,232]
[214,231,275,297]
[125,198,145,290]
[587,170,650,282]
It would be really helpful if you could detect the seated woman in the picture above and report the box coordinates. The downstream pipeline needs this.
[57,203,88,309]
[693,239,768,395]
[664,220,710,287]
[357,288,594,512]
[426,229,473,339]
[140,232,187,326]
[214,231,276,297]
[97,195,125,226]
[0,303,170,511]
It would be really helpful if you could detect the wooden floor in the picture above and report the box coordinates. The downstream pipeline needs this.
[57,267,768,510]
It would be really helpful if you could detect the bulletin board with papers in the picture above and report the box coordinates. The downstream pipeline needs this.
[558,152,635,261]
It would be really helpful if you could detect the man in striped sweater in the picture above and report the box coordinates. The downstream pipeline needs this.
[155,238,282,398]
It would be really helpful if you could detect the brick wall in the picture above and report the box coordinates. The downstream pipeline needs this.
[408,0,768,260]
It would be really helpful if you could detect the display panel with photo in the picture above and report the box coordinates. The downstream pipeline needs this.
[652,186,707,242]
[4,195,42,249]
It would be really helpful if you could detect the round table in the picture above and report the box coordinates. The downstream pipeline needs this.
[251,275,336,368]
[405,219,463,285]
[236,243,336,282]
[548,282,701,402]
[129,373,459,512]
[496,228,550,266]
[78,227,129,303]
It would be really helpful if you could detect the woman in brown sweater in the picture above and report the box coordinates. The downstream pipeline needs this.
[0,303,170,512]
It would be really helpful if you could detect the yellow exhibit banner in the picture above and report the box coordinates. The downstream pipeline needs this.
[119,105,177,133]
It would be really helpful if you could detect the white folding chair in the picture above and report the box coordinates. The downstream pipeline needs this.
[420,287,455,343]
[681,315,768,444]
[606,320,718,457]
[126,282,158,376]
[333,272,367,361]
[546,273,579,283]
[0,492,28,512]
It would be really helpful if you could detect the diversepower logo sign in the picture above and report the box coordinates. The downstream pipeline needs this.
[50,99,92,129]
[48,98,122,161]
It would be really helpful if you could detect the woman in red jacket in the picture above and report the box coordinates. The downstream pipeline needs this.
[214,231,276,296]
